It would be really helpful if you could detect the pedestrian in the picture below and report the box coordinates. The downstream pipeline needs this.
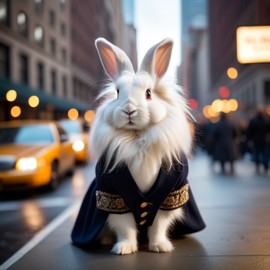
[211,112,238,174]
[246,107,269,174]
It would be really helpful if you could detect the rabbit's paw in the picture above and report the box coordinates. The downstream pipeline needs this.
[149,239,174,253]
[111,240,138,255]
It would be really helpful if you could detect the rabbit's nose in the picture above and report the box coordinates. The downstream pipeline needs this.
[122,102,137,115]
[122,110,137,116]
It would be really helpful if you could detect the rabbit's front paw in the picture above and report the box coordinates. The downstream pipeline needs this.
[111,240,138,255]
[149,239,174,253]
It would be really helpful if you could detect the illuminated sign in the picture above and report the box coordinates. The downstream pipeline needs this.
[236,26,270,64]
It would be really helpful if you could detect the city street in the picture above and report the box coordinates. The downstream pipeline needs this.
[1,1,270,269]
[1,152,270,270]
[0,162,95,265]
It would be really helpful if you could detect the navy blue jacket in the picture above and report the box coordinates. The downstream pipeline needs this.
[71,154,205,248]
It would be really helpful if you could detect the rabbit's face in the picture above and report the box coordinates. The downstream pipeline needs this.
[105,72,167,131]
[91,38,192,164]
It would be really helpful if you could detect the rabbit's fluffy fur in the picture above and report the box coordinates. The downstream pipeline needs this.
[90,38,192,254]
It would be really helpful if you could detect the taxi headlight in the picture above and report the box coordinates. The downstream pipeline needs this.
[16,158,38,171]
[72,140,85,152]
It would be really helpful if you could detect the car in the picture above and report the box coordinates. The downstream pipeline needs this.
[59,119,90,163]
[0,120,75,191]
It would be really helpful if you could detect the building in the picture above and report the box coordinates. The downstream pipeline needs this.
[208,0,270,114]
[70,0,115,111]
[121,0,137,70]
[70,0,137,111]
[179,0,208,111]
[0,0,81,121]
[0,0,137,121]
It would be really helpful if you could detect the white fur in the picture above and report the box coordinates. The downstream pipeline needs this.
[91,38,192,255]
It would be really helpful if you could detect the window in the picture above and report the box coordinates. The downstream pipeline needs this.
[0,43,9,78]
[61,47,66,62]
[0,0,8,25]
[49,10,55,27]
[57,125,68,143]
[37,62,44,90]
[51,69,57,94]
[60,22,66,36]
[50,38,56,56]
[34,24,44,46]
[35,0,43,12]
[17,11,28,37]
[60,0,66,10]
[73,78,77,98]
[0,125,54,145]
[62,75,67,96]
[19,54,28,84]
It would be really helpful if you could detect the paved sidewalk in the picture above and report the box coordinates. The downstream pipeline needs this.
[2,153,270,270]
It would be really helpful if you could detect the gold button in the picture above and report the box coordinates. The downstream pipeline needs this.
[140,212,148,218]
[140,202,148,208]
[140,220,147,225]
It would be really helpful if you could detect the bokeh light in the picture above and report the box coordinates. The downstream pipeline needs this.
[203,99,238,122]
[228,99,238,111]
[212,99,223,112]
[68,108,79,120]
[84,110,95,123]
[219,86,230,98]
[11,106,21,117]
[6,89,17,102]
[227,67,238,79]
[28,95,40,108]
[189,98,198,110]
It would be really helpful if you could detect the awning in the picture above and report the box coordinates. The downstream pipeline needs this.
[0,77,89,112]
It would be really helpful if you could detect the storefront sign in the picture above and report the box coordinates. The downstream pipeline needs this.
[236,26,270,63]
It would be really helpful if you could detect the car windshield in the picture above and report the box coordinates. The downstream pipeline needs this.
[60,120,81,134]
[0,125,54,145]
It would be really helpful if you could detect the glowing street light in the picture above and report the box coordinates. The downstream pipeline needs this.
[11,106,21,117]
[227,67,238,79]
[28,95,40,108]
[219,86,230,99]
[68,108,79,120]
[84,110,95,123]
[6,90,17,102]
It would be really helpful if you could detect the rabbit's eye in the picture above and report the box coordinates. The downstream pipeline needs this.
[116,88,119,97]
[146,89,152,100]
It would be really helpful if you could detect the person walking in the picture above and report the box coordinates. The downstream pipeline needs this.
[246,107,269,174]
[211,112,238,174]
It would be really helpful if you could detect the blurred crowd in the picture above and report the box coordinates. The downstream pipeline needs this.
[196,106,270,175]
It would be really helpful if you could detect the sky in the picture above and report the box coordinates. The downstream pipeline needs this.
[135,0,181,80]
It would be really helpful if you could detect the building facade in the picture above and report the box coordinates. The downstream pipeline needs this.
[0,0,137,121]
[0,0,77,120]
[181,0,270,118]
[179,0,208,111]
[208,0,270,114]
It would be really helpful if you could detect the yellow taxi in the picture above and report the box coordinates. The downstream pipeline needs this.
[0,120,75,190]
[59,119,90,163]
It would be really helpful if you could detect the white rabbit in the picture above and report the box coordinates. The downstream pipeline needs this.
[90,37,192,255]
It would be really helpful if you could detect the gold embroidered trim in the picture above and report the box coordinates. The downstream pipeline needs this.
[160,184,189,210]
[95,184,189,213]
[96,190,130,213]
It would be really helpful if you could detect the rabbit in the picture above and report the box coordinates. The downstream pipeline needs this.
[71,37,205,255]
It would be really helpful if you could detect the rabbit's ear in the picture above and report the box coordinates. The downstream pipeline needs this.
[95,38,134,81]
[139,38,173,79]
